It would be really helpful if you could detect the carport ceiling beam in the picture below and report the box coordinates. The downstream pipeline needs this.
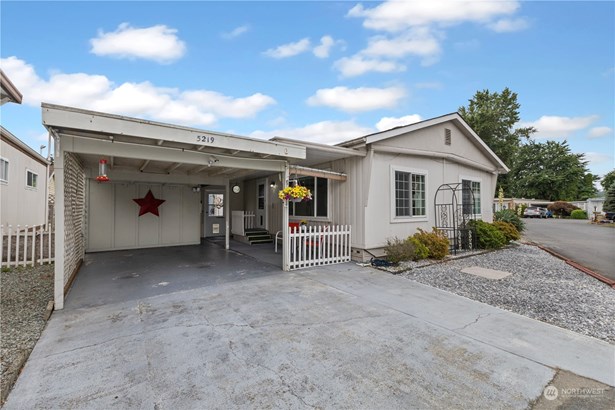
[61,135,288,172]
[166,163,182,173]
[289,165,347,181]
[43,104,306,159]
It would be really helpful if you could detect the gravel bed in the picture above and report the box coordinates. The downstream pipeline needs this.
[1,264,54,403]
[393,243,615,344]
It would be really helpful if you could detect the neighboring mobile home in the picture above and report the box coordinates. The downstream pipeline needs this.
[0,127,50,227]
[1,69,50,228]
[44,104,507,309]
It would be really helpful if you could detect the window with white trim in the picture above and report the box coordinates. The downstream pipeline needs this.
[462,179,481,215]
[394,170,426,217]
[289,176,328,218]
[0,158,8,182]
[26,170,38,189]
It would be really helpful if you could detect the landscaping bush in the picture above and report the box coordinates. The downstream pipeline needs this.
[412,228,450,259]
[383,237,416,263]
[471,220,507,249]
[547,201,579,217]
[570,209,587,219]
[494,209,525,232]
[493,221,520,242]
[407,236,429,260]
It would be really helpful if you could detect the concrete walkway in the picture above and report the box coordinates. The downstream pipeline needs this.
[5,263,614,409]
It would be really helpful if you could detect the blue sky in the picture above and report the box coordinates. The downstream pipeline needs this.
[1,1,613,183]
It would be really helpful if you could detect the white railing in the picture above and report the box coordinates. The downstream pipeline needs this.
[1,224,55,268]
[231,211,256,236]
[287,225,351,270]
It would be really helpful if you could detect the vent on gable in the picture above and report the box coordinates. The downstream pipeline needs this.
[445,128,452,145]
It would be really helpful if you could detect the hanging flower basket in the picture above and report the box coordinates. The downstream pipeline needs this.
[278,185,312,202]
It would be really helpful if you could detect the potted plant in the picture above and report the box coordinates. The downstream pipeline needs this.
[278,185,312,202]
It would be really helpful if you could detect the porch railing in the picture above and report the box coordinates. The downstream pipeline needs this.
[1,224,55,268]
[287,224,351,270]
[231,211,255,236]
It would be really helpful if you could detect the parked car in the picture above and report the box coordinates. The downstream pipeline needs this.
[523,206,545,218]
[605,211,615,221]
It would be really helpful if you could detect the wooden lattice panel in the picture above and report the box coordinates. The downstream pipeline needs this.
[63,152,86,285]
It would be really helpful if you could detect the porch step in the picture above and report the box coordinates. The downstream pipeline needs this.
[244,229,273,245]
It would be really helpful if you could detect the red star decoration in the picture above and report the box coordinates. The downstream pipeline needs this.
[133,190,166,217]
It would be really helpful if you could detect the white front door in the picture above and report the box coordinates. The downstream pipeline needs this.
[255,179,267,229]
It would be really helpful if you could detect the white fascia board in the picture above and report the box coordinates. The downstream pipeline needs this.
[61,135,288,172]
[0,69,23,104]
[271,137,366,157]
[364,113,459,145]
[42,104,305,159]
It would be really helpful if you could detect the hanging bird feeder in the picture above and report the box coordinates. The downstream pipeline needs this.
[96,159,110,182]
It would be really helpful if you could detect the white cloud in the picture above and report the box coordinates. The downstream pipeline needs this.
[250,120,373,145]
[375,114,422,131]
[347,1,520,32]
[362,28,442,62]
[334,55,406,77]
[1,56,275,126]
[90,23,186,63]
[588,126,612,139]
[487,17,530,33]
[584,152,613,164]
[222,25,249,39]
[306,86,406,113]
[313,36,338,58]
[263,38,311,58]
[521,115,600,138]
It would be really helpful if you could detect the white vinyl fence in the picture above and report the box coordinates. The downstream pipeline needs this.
[287,224,351,270]
[1,224,55,268]
[231,211,255,236]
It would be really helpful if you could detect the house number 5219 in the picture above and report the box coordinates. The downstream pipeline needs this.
[196,135,215,143]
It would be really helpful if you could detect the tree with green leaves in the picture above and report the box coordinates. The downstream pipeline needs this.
[458,88,536,191]
[508,140,596,201]
[601,170,615,192]
[603,184,615,213]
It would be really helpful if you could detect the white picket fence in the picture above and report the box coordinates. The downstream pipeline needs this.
[287,224,351,270]
[231,211,255,236]
[1,224,54,268]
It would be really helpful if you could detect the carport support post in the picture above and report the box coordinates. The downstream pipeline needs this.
[225,180,230,250]
[53,135,65,309]
[282,163,290,271]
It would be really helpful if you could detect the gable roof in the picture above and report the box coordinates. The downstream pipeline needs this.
[0,69,23,105]
[337,112,509,173]
[0,126,49,166]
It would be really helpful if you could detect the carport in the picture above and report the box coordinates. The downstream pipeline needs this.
[43,103,305,309]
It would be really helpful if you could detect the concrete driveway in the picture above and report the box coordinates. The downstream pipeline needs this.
[522,218,615,281]
[5,260,614,408]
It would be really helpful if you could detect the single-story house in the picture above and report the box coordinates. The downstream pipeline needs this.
[0,127,50,228]
[43,104,508,309]
[1,69,50,228]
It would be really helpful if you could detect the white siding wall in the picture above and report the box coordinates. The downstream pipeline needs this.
[0,139,47,227]
[87,181,200,251]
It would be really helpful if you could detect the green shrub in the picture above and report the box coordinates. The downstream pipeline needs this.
[547,201,579,217]
[570,209,587,219]
[412,228,450,259]
[383,237,416,263]
[407,236,429,260]
[471,220,507,249]
[494,209,525,232]
[493,221,520,242]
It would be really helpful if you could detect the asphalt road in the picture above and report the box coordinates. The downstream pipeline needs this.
[522,218,615,281]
